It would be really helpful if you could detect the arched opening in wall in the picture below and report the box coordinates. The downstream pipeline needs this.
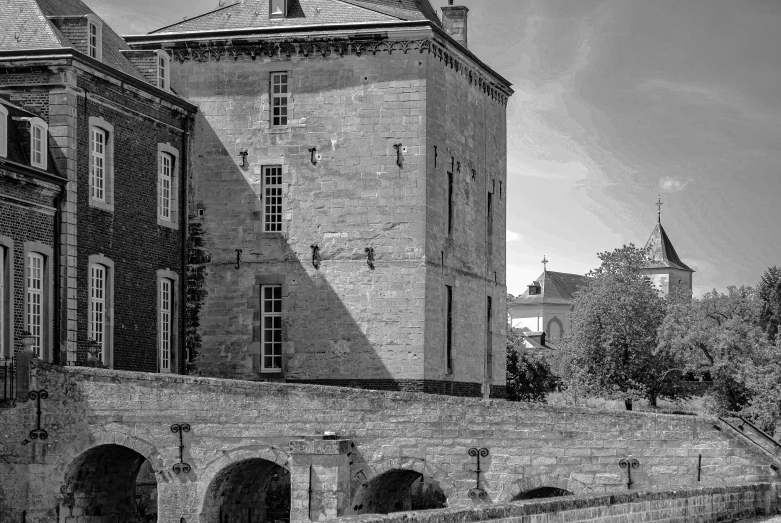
[512,487,573,501]
[352,470,447,515]
[202,458,290,523]
[59,444,156,523]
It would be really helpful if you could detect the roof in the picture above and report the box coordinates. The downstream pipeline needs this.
[643,222,694,272]
[149,0,440,35]
[0,0,146,82]
[511,271,591,306]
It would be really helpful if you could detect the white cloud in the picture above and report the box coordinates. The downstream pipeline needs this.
[659,177,688,192]
[506,229,523,242]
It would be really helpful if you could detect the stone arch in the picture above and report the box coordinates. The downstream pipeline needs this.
[546,317,564,341]
[350,458,455,515]
[56,433,164,523]
[506,473,579,503]
[198,446,291,523]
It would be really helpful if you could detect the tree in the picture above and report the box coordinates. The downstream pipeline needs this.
[506,318,557,402]
[658,286,774,418]
[562,245,688,410]
[758,266,781,344]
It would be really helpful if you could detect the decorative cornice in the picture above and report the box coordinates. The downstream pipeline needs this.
[170,38,511,106]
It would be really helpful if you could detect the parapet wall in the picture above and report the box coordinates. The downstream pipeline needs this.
[1,362,779,522]
[336,484,776,523]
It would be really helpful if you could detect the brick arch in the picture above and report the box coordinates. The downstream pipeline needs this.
[52,430,164,485]
[352,457,457,509]
[505,473,579,502]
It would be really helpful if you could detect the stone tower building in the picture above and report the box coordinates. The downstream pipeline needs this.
[128,0,513,397]
[642,201,694,295]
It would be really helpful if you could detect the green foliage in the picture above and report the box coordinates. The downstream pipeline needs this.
[506,321,557,402]
[758,266,781,343]
[563,244,690,409]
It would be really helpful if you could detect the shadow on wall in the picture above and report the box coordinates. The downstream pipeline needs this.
[188,115,416,387]
[350,470,447,515]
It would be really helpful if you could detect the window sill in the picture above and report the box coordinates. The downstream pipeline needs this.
[89,198,114,213]
[157,217,179,230]
[256,232,285,239]
[261,370,284,376]
[268,127,290,134]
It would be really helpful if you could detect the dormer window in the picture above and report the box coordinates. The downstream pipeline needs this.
[156,50,170,91]
[528,283,541,296]
[0,105,7,158]
[269,0,288,18]
[86,14,103,61]
[29,117,48,170]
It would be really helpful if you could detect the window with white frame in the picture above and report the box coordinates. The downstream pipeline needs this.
[269,0,288,18]
[263,165,283,232]
[261,285,282,372]
[88,118,114,211]
[271,72,289,127]
[159,277,172,372]
[30,118,47,170]
[89,264,106,358]
[91,127,106,201]
[0,105,7,159]
[87,15,102,61]
[157,51,170,91]
[158,152,173,221]
[26,252,44,357]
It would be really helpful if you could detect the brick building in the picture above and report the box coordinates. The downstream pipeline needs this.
[0,0,196,372]
[128,0,513,397]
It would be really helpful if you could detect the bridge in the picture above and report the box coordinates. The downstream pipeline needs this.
[0,361,779,523]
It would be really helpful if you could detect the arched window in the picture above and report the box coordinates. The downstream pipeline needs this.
[29,117,48,170]
[89,255,114,367]
[156,50,170,91]
[0,105,7,158]
[157,143,179,228]
[86,14,103,61]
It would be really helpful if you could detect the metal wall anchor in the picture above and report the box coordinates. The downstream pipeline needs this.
[171,424,192,474]
[467,447,489,499]
[619,457,639,490]
[29,390,49,440]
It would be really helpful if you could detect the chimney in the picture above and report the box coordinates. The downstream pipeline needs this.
[441,1,469,49]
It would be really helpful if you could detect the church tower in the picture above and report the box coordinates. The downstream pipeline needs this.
[642,198,694,295]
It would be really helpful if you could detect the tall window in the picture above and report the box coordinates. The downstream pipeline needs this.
[0,105,7,159]
[158,152,173,221]
[91,128,106,201]
[26,253,44,357]
[263,166,283,232]
[159,278,172,372]
[90,264,106,357]
[87,18,102,61]
[157,51,169,91]
[30,119,47,170]
[447,172,454,236]
[0,247,5,358]
[445,285,453,374]
[487,191,493,255]
[486,296,493,379]
[261,285,283,372]
[271,72,289,127]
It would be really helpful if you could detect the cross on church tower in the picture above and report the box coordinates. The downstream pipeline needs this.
[657,195,663,224]
[542,255,549,271]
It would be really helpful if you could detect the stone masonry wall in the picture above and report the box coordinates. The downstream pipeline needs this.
[0,364,778,522]
[424,39,508,395]
[337,484,776,523]
[174,48,430,384]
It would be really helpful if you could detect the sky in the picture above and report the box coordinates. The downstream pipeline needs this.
[89,0,781,297]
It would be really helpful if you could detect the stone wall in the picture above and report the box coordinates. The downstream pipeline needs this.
[336,484,776,523]
[0,364,778,522]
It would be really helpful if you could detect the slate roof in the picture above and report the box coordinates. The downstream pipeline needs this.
[643,222,693,272]
[511,271,591,306]
[0,0,147,82]
[149,0,440,35]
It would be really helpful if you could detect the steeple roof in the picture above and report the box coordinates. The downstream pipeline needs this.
[512,271,590,306]
[643,222,694,272]
[148,0,440,35]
